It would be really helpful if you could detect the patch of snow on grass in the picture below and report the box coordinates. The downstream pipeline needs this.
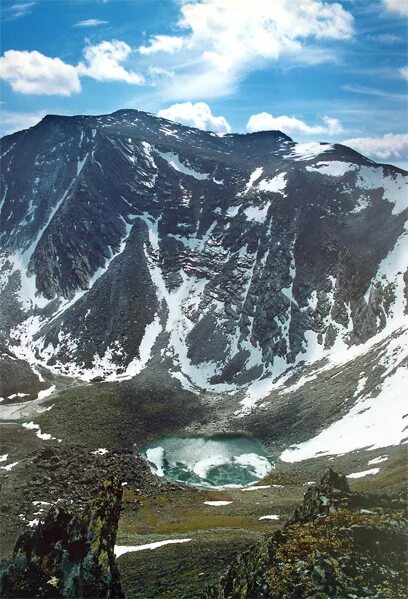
[240,485,270,491]
[259,514,279,520]
[347,468,380,479]
[368,455,388,465]
[204,501,232,506]
[22,421,59,442]
[91,448,109,456]
[115,538,192,557]
[1,461,20,471]
[280,359,407,462]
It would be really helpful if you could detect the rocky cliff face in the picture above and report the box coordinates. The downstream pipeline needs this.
[0,477,124,598]
[0,109,407,399]
[207,469,408,599]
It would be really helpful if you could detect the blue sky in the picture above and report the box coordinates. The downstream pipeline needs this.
[1,0,407,168]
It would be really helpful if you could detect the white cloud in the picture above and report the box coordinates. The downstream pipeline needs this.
[383,0,408,15]
[342,133,408,161]
[77,40,144,84]
[342,83,406,101]
[141,0,354,100]
[139,35,184,55]
[0,50,81,95]
[1,109,46,135]
[246,112,343,136]
[400,66,408,81]
[73,19,108,28]
[158,101,231,133]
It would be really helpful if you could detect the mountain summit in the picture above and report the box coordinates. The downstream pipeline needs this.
[0,109,407,424]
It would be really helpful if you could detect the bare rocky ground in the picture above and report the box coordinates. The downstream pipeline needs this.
[0,356,407,598]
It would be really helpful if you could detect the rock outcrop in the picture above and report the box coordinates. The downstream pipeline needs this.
[207,469,408,598]
[0,477,124,598]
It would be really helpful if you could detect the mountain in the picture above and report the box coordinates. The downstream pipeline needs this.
[1,108,407,598]
[0,109,407,448]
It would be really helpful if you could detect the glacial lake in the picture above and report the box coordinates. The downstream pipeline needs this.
[139,434,274,488]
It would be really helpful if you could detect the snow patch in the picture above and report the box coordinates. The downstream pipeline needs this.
[115,538,192,557]
[155,150,209,180]
[287,143,333,161]
[0,460,20,471]
[257,172,287,194]
[368,455,388,465]
[347,468,380,479]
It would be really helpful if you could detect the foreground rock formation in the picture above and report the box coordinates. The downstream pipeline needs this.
[0,477,124,598]
[207,469,408,599]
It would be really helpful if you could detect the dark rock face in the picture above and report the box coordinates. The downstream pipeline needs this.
[0,345,50,402]
[0,109,406,389]
[0,477,124,598]
[208,469,408,599]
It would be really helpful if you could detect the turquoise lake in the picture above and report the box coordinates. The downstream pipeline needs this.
[139,434,275,488]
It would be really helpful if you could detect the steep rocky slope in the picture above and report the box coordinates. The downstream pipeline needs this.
[1,110,406,404]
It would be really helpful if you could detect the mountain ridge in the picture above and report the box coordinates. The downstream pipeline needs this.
[1,109,407,433]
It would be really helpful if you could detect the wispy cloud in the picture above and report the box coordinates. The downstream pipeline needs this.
[138,0,354,101]
[400,66,408,81]
[382,0,408,16]
[2,1,35,21]
[342,84,406,101]
[342,133,408,161]
[73,19,108,28]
